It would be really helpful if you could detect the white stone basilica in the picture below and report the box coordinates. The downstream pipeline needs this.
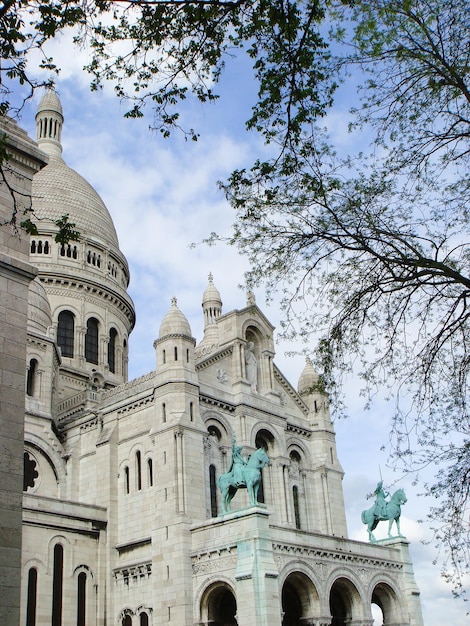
[17,90,424,626]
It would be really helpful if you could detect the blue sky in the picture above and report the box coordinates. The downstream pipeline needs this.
[15,25,470,625]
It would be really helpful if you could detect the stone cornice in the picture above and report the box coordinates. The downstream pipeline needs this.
[200,393,236,413]
[195,346,233,370]
[39,274,135,328]
[271,541,403,571]
[286,422,312,438]
[274,365,309,414]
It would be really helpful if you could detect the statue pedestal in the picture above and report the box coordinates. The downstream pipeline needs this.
[192,507,282,626]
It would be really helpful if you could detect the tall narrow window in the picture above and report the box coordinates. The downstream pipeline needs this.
[136,451,142,491]
[124,466,130,494]
[209,464,217,517]
[26,567,37,626]
[162,403,167,423]
[140,612,149,626]
[77,572,86,626]
[57,311,74,358]
[85,318,99,364]
[293,486,301,529]
[52,544,64,626]
[148,458,153,487]
[26,358,38,397]
[108,328,117,373]
[174,346,178,361]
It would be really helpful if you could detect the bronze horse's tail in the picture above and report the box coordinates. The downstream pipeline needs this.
[361,510,368,525]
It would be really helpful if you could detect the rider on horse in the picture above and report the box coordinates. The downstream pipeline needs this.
[228,436,247,487]
[373,481,390,519]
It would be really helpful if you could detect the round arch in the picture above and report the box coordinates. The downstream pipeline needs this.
[251,424,279,455]
[199,580,237,626]
[286,437,312,465]
[202,411,231,446]
[328,576,364,626]
[370,580,406,625]
[281,570,320,626]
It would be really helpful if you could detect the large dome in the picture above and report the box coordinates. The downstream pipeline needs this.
[33,89,119,250]
[32,155,120,249]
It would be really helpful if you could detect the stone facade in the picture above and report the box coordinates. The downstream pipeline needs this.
[17,91,424,626]
[0,117,46,625]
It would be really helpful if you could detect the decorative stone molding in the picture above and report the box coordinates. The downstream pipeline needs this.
[286,422,312,438]
[113,562,152,585]
[200,394,236,413]
[192,546,238,575]
[273,365,309,414]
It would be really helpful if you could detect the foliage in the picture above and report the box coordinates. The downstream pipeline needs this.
[1,0,469,593]
[221,0,470,594]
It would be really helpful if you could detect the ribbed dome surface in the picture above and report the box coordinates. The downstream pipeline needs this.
[159,297,192,338]
[298,357,319,394]
[37,89,63,116]
[28,277,52,334]
[202,273,222,306]
[32,155,119,249]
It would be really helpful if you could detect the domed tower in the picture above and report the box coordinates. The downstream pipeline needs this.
[30,89,136,418]
[154,297,197,385]
[200,272,222,347]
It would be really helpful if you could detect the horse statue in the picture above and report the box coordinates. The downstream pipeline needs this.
[218,445,270,514]
[361,486,407,542]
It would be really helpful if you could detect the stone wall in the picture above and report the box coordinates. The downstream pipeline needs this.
[0,117,46,624]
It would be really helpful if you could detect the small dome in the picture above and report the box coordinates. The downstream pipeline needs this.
[28,277,52,334]
[202,273,222,307]
[298,357,320,395]
[37,89,63,117]
[159,297,192,338]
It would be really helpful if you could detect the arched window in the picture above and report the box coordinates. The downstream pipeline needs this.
[148,458,153,487]
[26,358,38,397]
[77,572,86,626]
[85,318,99,364]
[122,616,132,626]
[57,311,74,358]
[52,544,63,626]
[293,485,301,529]
[26,567,37,626]
[124,466,130,494]
[140,612,149,626]
[136,451,142,491]
[108,328,118,373]
[209,464,218,517]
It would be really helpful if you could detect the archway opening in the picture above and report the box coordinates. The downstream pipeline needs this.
[371,602,383,625]
[372,582,401,625]
[281,571,318,626]
[329,577,360,626]
[282,581,303,626]
[204,584,237,626]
